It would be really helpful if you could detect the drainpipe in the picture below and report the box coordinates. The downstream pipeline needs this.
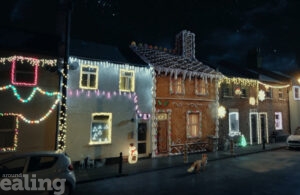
[55,0,73,150]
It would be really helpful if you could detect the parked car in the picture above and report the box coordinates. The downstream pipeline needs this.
[287,127,300,149]
[0,151,76,195]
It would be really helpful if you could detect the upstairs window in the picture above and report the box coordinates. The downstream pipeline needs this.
[170,77,185,95]
[119,69,135,92]
[11,58,38,86]
[278,89,284,99]
[195,78,208,95]
[80,65,98,90]
[265,88,273,99]
[222,84,233,97]
[293,86,300,100]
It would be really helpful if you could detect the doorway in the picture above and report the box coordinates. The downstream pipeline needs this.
[249,113,258,145]
[259,113,269,143]
[137,123,147,157]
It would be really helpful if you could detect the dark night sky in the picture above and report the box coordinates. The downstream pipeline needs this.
[1,0,300,72]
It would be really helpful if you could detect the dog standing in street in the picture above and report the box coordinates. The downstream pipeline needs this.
[187,153,208,173]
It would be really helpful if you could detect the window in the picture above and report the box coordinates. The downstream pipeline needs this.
[241,87,248,98]
[119,69,135,92]
[90,113,112,145]
[278,89,284,99]
[11,58,38,86]
[170,77,185,94]
[275,112,283,130]
[265,88,273,99]
[80,65,98,89]
[229,111,240,136]
[293,86,300,100]
[186,111,202,138]
[195,78,208,95]
[0,116,15,148]
[222,84,233,97]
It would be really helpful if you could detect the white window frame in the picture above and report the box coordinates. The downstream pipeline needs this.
[79,65,98,90]
[228,110,240,137]
[119,69,135,92]
[293,86,300,100]
[275,112,283,130]
[89,113,112,145]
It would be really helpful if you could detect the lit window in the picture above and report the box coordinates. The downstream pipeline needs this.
[186,111,202,138]
[119,69,135,92]
[171,77,185,94]
[195,78,208,95]
[0,116,16,148]
[229,111,240,136]
[79,65,98,89]
[11,58,38,86]
[90,113,112,145]
[275,112,283,130]
[293,86,300,100]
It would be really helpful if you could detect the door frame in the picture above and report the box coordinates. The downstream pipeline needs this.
[155,110,171,157]
[249,111,259,145]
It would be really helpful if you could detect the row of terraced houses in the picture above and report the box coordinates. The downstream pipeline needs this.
[1,30,300,164]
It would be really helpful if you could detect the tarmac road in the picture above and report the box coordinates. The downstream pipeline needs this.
[73,148,300,195]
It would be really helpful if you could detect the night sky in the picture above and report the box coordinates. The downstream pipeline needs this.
[1,0,300,72]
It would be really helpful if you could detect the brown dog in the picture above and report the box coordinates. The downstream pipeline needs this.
[187,153,208,173]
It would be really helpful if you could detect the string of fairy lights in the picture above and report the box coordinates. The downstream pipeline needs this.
[0,56,62,152]
[218,76,290,118]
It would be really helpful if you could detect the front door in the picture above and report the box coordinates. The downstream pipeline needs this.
[137,123,147,157]
[259,113,269,144]
[157,120,168,154]
[250,113,258,145]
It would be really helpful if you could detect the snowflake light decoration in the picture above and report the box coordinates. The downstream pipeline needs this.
[258,90,266,101]
[218,106,226,119]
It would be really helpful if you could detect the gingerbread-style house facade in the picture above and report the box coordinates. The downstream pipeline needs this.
[131,30,223,157]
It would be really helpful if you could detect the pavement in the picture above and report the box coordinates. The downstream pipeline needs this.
[74,142,287,184]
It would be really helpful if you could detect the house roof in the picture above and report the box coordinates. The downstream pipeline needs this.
[213,60,259,80]
[70,40,147,67]
[130,43,223,80]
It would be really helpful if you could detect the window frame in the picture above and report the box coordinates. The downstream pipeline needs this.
[0,115,17,150]
[186,111,202,138]
[170,76,185,95]
[275,112,283,130]
[293,86,300,100]
[11,58,38,86]
[79,64,99,90]
[119,69,135,92]
[228,110,240,137]
[195,77,208,96]
[89,113,112,145]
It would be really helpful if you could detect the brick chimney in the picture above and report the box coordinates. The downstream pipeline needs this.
[175,30,196,60]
